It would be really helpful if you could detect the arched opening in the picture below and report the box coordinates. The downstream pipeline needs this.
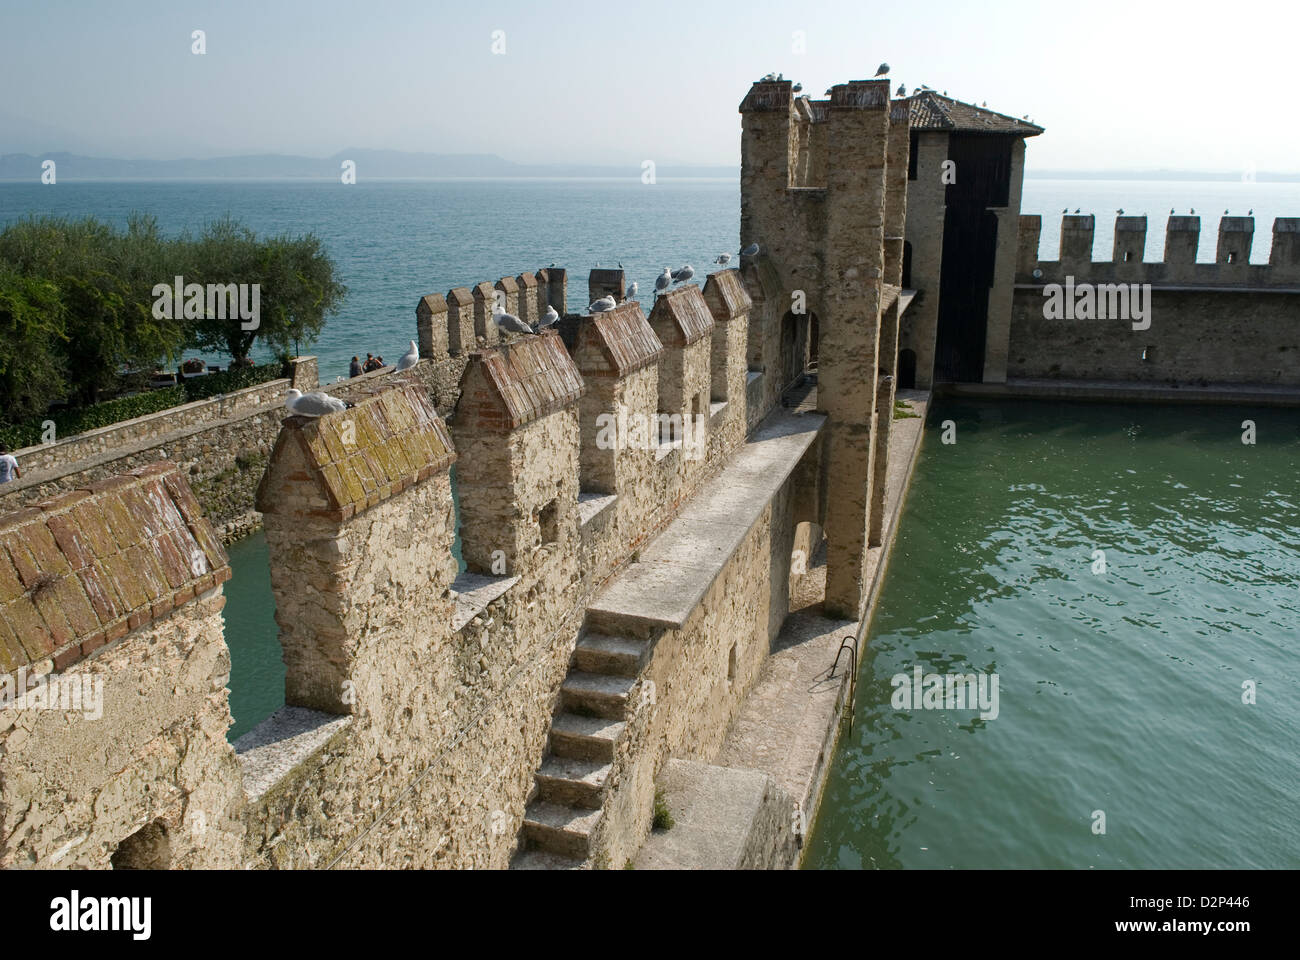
[899,349,917,390]
[902,241,913,288]
[779,309,814,392]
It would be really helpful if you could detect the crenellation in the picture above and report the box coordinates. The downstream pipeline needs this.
[472,281,500,346]
[588,268,625,305]
[516,271,539,326]
[416,293,450,358]
[447,286,476,355]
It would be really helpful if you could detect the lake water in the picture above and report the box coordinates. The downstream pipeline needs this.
[2,177,1297,382]
[805,399,1300,869]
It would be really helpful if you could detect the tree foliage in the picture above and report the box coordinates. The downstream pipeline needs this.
[0,214,346,426]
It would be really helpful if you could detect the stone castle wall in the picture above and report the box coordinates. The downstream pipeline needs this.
[1009,214,1300,386]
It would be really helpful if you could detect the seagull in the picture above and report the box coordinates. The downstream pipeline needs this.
[395,339,419,372]
[654,267,672,296]
[1249,209,1254,215]
[1170,208,1175,215]
[1117,208,1125,215]
[874,63,890,78]
[285,389,349,417]
[1062,208,1068,214]
[493,306,531,334]
[762,72,777,81]
[1074,208,1081,214]
[793,82,803,93]
[824,88,833,96]
[626,281,638,300]
[982,101,987,107]
[588,296,616,313]
[1190,208,1195,215]
[672,265,695,285]
[536,304,559,330]
[1224,209,1230,215]
[713,253,732,265]
[740,242,760,257]
[897,83,907,97]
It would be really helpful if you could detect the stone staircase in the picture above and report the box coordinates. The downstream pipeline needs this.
[510,631,649,869]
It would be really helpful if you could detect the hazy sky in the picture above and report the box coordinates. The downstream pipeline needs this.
[2,0,1296,173]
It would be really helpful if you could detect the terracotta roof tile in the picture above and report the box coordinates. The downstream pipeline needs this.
[574,302,664,378]
[907,90,1042,137]
[255,381,456,521]
[459,331,585,430]
[0,462,227,680]
[648,285,715,347]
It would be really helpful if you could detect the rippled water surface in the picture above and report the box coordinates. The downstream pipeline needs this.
[806,399,1300,869]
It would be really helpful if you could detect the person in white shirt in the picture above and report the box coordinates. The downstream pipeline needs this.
[0,444,20,484]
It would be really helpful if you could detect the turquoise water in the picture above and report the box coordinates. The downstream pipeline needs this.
[222,531,283,742]
[806,399,1300,869]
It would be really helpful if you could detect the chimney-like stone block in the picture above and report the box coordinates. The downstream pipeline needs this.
[1060,214,1095,264]
[1112,216,1148,266]
[589,268,625,306]
[416,293,449,358]
[472,281,500,346]
[1217,216,1254,265]
[447,287,476,355]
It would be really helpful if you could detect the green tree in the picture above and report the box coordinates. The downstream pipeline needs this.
[181,217,346,364]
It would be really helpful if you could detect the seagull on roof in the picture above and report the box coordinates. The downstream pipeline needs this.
[1190,208,1195,214]
[285,389,350,417]
[1117,209,1124,215]
[1170,208,1175,215]
[588,295,616,313]
[626,281,638,300]
[874,63,889,77]
[713,253,732,265]
[897,83,907,97]
[655,267,672,296]
[493,305,531,334]
[671,265,695,285]
[395,339,419,372]
[1249,209,1254,215]
[1062,208,1068,214]
[1224,209,1230,215]
[1074,208,1081,214]
[793,82,803,93]
[741,242,760,257]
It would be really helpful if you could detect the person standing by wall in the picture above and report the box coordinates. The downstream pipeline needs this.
[350,356,363,378]
[0,444,20,484]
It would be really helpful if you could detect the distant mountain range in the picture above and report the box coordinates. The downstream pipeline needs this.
[0,149,739,181]
[1,150,1295,182]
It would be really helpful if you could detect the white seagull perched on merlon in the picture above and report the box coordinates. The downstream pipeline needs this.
[588,295,617,313]
[285,388,351,417]
[713,253,732,265]
[654,268,672,296]
[626,281,638,300]
[535,304,559,331]
[395,339,419,371]
[740,242,760,258]
[493,305,532,335]
[671,265,695,285]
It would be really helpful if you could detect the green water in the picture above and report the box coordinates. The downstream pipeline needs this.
[222,532,284,742]
[806,399,1300,869]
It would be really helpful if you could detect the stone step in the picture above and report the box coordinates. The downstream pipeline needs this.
[510,849,585,870]
[574,632,648,677]
[521,800,602,860]
[561,671,637,720]
[550,711,626,763]
[535,755,611,809]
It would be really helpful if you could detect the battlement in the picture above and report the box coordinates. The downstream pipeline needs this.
[0,462,229,680]
[1017,213,1300,286]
